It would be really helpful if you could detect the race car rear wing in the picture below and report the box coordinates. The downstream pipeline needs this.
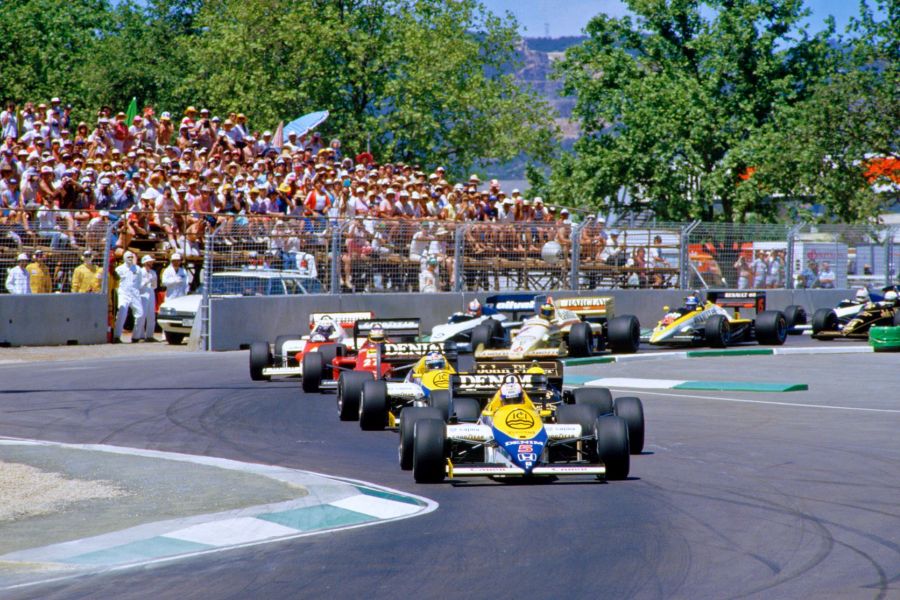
[309,311,374,331]
[353,318,421,341]
[484,294,547,321]
[556,296,615,319]
[706,290,766,312]
[449,371,556,398]
[380,341,458,362]
[473,360,563,380]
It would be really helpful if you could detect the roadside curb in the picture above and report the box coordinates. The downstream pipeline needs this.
[563,344,872,366]
[564,376,808,393]
[0,439,435,590]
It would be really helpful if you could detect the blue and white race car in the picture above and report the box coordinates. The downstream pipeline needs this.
[428,294,542,346]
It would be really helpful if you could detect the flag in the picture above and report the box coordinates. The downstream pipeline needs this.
[125,97,138,125]
[272,120,284,150]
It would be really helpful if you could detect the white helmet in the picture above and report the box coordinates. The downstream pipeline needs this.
[884,290,898,302]
[855,288,870,302]
[500,382,524,405]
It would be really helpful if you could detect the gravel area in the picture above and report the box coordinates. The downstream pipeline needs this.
[0,460,127,522]
[0,335,194,364]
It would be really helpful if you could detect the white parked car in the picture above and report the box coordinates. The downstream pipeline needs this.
[157,270,323,344]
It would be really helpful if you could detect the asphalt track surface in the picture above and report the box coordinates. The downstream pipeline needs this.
[1,347,899,600]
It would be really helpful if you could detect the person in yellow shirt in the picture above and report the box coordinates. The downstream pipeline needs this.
[26,250,52,294]
[71,250,102,293]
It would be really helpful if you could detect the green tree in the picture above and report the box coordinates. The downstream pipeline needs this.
[541,0,835,221]
[742,0,899,222]
[181,0,556,174]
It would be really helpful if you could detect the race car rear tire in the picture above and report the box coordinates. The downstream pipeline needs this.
[413,418,446,483]
[812,308,839,336]
[164,331,185,345]
[607,315,640,354]
[557,404,602,437]
[359,380,390,430]
[894,311,900,326]
[249,342,271,381]
[471,324,494,350]
[429,390,452,421]
[704,315,730,348]
[399,407,443,470]
[453,397,481,422]
[783,305,806,333]
[317,343,340,372]
[337,371,373,421]
[571,387,613,415]
[568,321,594,357]
[274,334,303,365]
[301,352,324,393]
[755,310,787,345]
[614,396,645,454]
[595,416,630,480]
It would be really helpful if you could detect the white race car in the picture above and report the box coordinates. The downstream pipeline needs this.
[428,295,540,346]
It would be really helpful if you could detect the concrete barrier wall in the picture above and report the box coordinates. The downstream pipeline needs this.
[209,289,854,350]
[0,294,107,346]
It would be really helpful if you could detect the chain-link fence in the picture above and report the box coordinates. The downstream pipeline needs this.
[790,224,896,290]
[1,209,111,294]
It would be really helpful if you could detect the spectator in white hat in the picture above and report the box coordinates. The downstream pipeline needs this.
[162,253,189,299]
[135,255,158,342]
[113,250,145,343]
[5,253,31,294]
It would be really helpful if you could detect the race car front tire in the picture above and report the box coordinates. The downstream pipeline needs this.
[614,396,645,454]
[812,308,839,336]
[249,342,271,381]
[453,397,482,422]
[413,418,447,483]
[568,321,594,357]
[337,371,373,421]
[595,416,630,480]
[318,343,340,367]
[301,352,324,393]
[755,310,788,345]
[471,324,494,350]
[705,315,731,348]
[359,380,390,430]
[783,305,807,333]
[607,315,641,354]
[274,334,303,365]
[399,406,443,470]
[571,387,613,415]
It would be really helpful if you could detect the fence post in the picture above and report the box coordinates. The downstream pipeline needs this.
[101,221,114,295]
[452,223,465,292]
[330,221,342,294]
[570,218,588,290]
[679,221,700,290]
[200,226,219,352]
[885,226,898,287]
[785,224,801,289]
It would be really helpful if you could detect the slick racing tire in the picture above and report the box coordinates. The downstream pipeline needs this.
[614,396,645,454]
[164,331,185,345]
[274,334,303,365]
[783,305,807,333]
[894,311,900,327]
[568,321,594,357]
[453,397,482,422]
[571,387,613,415]
[413,418,447,483]
[812,308,839,337]
[470,323,495,350]
[705,315,731,348]
[249,341,272,381]
[359,380,390,430]
[557,404,603,437]
[301,352,325,393]
[429,390,452,421]
[337,371,374,421]
[607,315,640,354]
[755,310,788,346]
[399,406,443,470]
[595,416,630,481]
[317,344,340,375]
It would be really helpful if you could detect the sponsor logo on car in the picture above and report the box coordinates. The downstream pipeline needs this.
[518,453,538,462]
[505,409,535,430]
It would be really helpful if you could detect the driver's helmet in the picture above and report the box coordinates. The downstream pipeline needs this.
[310,333,327,342]
[425,351,445,370]
[884,290,898,303]
[500,382,524,405]
[855,288,870,303]
[368,325,386,343]
[314,320,336,340]
[466,299,482,317]
[685,296,699,310]
[539,303,555,320]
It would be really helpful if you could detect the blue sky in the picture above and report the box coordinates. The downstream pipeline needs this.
[481,0,872,37]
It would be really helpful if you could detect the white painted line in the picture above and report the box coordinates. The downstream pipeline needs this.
[773,345,872,355]
[586,378,687,390]
[611,353,688,362]
[606,388,900,414]
[330,495,422,520]
[163,517,299,547]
